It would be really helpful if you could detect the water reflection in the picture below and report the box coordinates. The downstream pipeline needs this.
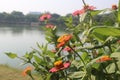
[0,26,46,68]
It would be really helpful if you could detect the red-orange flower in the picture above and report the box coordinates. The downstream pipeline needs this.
[73,5,95,16]
[96,56,112,63]
[112,4,118,10]
[83,5,96,11]
[22,66,32,76]
[39,13,51,21]
[49,60,71,73]
[64,46,72,52]
[73,9,85,16]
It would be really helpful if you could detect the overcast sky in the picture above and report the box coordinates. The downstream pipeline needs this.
[0,0,118,15]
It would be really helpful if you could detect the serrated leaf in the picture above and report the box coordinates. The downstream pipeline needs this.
[5,52,17,59]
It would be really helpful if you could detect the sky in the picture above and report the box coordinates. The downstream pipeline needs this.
[0,0,119,15]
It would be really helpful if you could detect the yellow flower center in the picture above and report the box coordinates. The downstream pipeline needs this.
[54,60,64,69]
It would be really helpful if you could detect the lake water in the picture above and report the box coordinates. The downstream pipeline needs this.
[0,26,47,69]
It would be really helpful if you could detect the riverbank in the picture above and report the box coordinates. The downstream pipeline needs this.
[0,64,39,80]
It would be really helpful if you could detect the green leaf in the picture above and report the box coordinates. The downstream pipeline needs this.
[86,56,104,73]
[68,71,86,79]
[46,74,52,80]
[92,32,108,42]
[118,0,120,26]
[106,62,116,73]
[46,50,55,58]
[72,60,82,69]
[38,75,44,80]
[24,52,29,58]
[91,27,120,42]
[115,46,120,52]
[34,55,42,64]
[5,52,17,59]
[106,61,120,74]
[110,52,120,59]
[91,10,102,16]
[92,27,120,37]
[81,52,90,62]
[29,51,35,59]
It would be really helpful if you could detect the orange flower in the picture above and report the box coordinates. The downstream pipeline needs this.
[96,56,112,63]
[57,34,72,43]
[57,42,65,48]
[64,35,72,42]
[49,60,71,73]
[22,66,32,76]
[112,4,118,10]
[57,34,72,48]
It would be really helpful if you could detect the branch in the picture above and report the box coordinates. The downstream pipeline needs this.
[78,38,119,50]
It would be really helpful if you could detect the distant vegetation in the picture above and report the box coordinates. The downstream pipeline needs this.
[0,11,117,28]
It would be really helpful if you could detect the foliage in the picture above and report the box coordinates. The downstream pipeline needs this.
[0,10,117,28]
[5,0,120,80]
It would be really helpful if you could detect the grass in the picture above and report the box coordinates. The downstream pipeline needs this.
[0,64,39,80]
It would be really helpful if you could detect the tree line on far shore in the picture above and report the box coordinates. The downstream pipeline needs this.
[0,11,117,28]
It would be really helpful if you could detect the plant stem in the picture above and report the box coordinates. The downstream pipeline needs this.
[108,45,112,54]
[64,70,68,80]
[101,63,108,74]
[81,0,86,6]
[68,45,86,66]
[56,47,63,57]
[113,58,120,72]
[118,0,120,27]
[29,73,35,80]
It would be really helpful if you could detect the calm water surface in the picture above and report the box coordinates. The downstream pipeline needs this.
[0,26,47,68]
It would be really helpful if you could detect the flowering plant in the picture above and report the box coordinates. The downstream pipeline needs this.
[6,0,120,80]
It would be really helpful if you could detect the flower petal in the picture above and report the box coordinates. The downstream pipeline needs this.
[49,67,58,73]
[63,61,71,68]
